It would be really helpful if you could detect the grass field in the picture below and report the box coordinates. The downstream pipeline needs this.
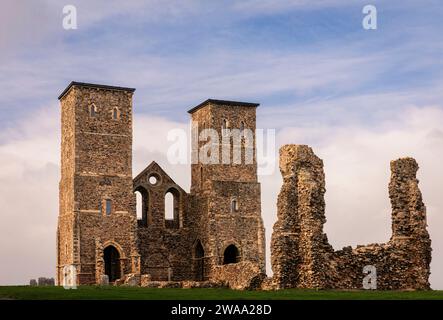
[1,286,443,300]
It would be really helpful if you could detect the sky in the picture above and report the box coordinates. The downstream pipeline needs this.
[0,0,443,288]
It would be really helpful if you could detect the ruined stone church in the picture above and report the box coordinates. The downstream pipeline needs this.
[57,82,432,290]
[56,82,266,285]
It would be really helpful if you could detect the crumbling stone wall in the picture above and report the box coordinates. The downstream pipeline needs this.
[212,261,266,290]
[133,161,195,281]
[271,145,432,290]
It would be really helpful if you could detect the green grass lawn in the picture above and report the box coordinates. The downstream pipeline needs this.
[1,286,443,300]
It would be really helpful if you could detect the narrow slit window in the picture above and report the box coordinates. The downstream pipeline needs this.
[105,199,112,216]
[231,199,238,213]
[113,107,119,120]
[90,104,97,117]
[222,119,227,130]
[200,167,203,189]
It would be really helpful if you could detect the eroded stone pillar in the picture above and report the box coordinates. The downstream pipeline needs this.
[271,145,332,289]
[388,157,431,289]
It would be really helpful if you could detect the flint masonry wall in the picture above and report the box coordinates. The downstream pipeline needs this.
[188,100,266,279]
[271,144,432,290]
[58,85,267,285]
[57,83,140,285]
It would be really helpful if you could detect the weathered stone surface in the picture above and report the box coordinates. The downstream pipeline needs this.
[181,280,225,289]
[271,144,432,290]
[123,273,141,286]
[212,261,266,290]
[99,275,109,286]
[260,277,277,291]
[140,274,152,287]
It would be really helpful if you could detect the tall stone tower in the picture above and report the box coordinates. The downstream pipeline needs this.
[56,82,139,285]
[188,99,266,279]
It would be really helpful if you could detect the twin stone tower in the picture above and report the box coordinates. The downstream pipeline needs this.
[56,82,432,289]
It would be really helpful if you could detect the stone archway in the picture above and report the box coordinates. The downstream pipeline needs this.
[194,240,205,281]
[223,244,240,265]
[104,245,121,282]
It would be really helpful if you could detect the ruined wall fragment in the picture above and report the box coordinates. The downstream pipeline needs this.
[271,145,432,290]
[212,261,266,290]
[271,145,333,289]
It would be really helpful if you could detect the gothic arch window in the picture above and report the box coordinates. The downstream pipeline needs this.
[89,103,98,117]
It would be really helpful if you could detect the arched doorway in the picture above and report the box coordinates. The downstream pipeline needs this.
[104,246,121,282]
[223,244,240,264]
[194,240,205,281]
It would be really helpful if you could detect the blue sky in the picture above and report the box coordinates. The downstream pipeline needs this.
[1,0,443,287]
[1,0,442,124]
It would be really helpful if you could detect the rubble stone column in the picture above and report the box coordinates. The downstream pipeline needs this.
[388,157,432,289]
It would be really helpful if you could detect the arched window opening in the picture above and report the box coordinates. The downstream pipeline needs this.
[194,240,205,281]
[135,191,143,220]
[135,187,149,226]
[240,121,245,133]
[231,198,238,213]
[165,192,174,220]
[89,104,97,117]
[223,244,240,265]
[222,119,230,137]
[165,188,180,229]
[104,245,121,282]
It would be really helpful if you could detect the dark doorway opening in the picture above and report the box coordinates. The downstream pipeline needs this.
[223,244,240,264]
[104,245,121,282]
[194,240,205,281]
